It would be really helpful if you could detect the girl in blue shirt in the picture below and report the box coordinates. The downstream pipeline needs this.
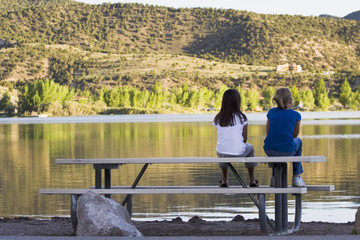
[263,88,305,187]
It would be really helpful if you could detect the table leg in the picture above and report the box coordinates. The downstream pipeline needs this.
[127,195,133,218]
[95,168,102,189]
[281,163,288,233]
[105,169,111,198]
[258,193,269,235]
[93,164,119,197]
[71,194,79,231]
[274,163,289,234]
[274,163,283,234]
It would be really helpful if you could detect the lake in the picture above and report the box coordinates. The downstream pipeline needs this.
[0,112,359,223]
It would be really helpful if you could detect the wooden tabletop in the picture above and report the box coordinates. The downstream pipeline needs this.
[55,156,326,164]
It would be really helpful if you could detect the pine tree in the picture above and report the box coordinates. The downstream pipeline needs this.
[169,87,178,107]
[313,78,330,110]
[290,86,301,107]
[198,87,213,109]
[148,81,165,108]
[188,90,199,108]
[247,89,260,112]
[236,86,248,111]
[0,92,11,111]
[339,78,352,108]
[120,87,131,107]
[262,86,275,109]
[351,89,360,110]
[213,85,228,109]
[300,90,315,110]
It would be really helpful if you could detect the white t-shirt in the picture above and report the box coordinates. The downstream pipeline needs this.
[213,114,248,155]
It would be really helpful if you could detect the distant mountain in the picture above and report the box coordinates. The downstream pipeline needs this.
[319,14,341,19]
[344,10,360,21]
[0,0,77,11]
[0,0,360,81]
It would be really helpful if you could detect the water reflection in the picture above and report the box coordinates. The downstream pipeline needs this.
[0,118,359,222]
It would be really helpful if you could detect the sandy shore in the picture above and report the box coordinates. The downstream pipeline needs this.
[0,216,354,236]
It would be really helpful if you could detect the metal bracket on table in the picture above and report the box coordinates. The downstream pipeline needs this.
[121,163,150,217]
[228,163,275,232]
[291,194,302,232]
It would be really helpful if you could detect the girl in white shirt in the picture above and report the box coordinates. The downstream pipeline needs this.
[213,89,258,187]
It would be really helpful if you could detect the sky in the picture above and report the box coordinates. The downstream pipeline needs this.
[76,0,359,18]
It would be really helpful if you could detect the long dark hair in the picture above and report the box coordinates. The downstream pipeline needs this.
[213,88,247,127]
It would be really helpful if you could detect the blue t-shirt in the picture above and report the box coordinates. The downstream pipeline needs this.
[263,107,301,152]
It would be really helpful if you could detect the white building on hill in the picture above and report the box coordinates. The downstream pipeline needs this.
[276,63,302,72]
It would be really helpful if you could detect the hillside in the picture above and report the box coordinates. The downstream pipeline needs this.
[319,14,341,19]
[0,0,360,94]
[344,10,360,21]
[0,0,77,10]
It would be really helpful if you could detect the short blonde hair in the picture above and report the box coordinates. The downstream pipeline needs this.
[273,88,292,109]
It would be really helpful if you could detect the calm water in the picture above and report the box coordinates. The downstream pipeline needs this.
[0,113,359,223]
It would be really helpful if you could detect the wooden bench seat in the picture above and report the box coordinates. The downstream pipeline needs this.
[301,185,334,191]
[89,185,334,192]
[39,186,308,195]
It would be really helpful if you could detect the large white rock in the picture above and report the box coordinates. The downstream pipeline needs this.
[76,191,142,236]
[353,207,360,235]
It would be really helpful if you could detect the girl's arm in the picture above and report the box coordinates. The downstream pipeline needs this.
[293,120,301,138]
[242,124,248,143]
[266,119,269,135]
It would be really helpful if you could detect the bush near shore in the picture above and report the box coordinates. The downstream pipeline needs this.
[0,78,359,117]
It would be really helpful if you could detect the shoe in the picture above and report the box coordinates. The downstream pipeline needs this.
[219,180,228,188]
[270,176,275,187]
[250,180,259,187]
[292,176,306,187]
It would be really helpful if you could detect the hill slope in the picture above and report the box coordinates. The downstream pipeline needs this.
[0,0,76,10]
[0,1,359,71]
[344,10,360,21]
[0,1,360,94]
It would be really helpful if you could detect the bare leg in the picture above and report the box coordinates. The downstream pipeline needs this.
[221,168,228,184]
[247,167,256,185]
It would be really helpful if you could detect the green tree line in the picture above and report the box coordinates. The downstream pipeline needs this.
[2,78,360,116]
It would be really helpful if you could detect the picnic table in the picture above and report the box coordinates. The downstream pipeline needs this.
[39,156,334,235]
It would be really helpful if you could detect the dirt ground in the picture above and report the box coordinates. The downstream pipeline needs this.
[0,216,355,236]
